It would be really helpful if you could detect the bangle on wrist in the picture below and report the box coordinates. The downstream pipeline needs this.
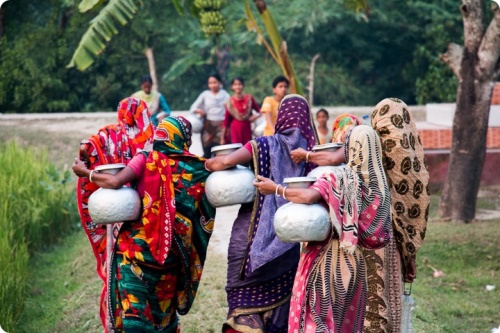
[89,170,96,182]
[275,184,281,197]
[204,160,213,172]
[306,151,312,163]
[283,186,288,200]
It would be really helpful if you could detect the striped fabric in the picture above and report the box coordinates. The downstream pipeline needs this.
[289,125,392,333]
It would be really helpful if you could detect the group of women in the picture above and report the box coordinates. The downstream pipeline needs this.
[73,89,429,333]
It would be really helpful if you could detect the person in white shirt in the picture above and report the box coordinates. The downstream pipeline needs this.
[190,74,230,157]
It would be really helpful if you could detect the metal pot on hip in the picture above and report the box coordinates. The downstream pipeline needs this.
[205,144,256,208]
[273,177,331,243]
[88,163,142,225]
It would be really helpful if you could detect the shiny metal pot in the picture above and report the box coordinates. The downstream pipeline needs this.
[205,165,256,207]
[88,186,141,225]
[274,202,330,243]
[88,163,141,225]
[184,113,204,133]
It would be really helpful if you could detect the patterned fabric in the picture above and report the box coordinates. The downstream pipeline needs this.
[312,125,392,253]
[331,113,362,144]
[76,97,154,332]
[289,125,392,333]
[225,94,255,121]
[289,240,367,333]
[371,98,430,276]
[224,95,317,333]
[110,116,215,332]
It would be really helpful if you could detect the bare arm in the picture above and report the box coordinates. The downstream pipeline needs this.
[290,147,345,166]
[253,175,322,204]
[72,159,137,189]
[205,147,253,171]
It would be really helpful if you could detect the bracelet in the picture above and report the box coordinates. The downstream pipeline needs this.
[204,160,213,172]
[275,184,281,197]
[282,186,288,200]
[89,170,96,182]
[306,151,312,163]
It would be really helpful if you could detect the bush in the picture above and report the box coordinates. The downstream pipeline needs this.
[0,141,78,331]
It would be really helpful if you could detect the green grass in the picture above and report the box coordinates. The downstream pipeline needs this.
[14,214,500,333]
[0,141,78,331]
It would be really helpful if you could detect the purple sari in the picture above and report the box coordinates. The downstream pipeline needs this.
[224,95,316,333]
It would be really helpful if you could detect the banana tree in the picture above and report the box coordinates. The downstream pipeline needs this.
[68,0,369,94]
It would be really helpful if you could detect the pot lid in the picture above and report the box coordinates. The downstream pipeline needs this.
[95,163,126,172]
[211,143,243,152]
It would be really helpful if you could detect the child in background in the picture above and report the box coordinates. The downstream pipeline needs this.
[221,77,261,145]
[132,74,171,127]
[316,108,332,144]
[260,76,289,136]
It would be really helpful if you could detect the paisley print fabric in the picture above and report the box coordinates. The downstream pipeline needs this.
[371,98,430,276]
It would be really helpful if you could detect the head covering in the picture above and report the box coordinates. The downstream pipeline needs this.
[331,113,362,144]
[371,98,430,275]
[249,94,317,271]
[312,125,392,253]
[116,97,154,158]
[153,116,192,153]
[76,97,155,330]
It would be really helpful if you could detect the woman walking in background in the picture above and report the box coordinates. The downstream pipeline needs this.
[73,116,215,332]
[132,74,171,126]
[255,125,392,333]
[220,77,261,145]
[206,95,316,333]
[190,74,230,157]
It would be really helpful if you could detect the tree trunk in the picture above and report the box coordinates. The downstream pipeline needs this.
[438,52,494,222]
[438,0,500,222]
[307,54,320,107]
[144,47,158,91]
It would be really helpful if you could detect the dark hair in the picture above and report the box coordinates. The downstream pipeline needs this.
[230,77,245,85]
[140,74,153,85]
[208,73,223,83]
[316,108,329,118]
[272,75,290,88]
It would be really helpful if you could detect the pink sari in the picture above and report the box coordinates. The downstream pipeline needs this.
[289,126,392,333]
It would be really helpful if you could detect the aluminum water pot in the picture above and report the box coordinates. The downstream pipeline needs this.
[205,165,256,207]
[87,163,142,225]
[307,165,344,179]
[274,202,330,243]
[88,186,141,225]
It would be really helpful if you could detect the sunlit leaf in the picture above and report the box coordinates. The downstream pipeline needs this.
[67,0,140,71]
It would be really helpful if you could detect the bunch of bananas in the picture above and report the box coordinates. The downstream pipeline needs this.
[194,0,227,36]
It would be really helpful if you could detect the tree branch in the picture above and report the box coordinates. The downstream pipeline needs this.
[478,3,500,79]
[460,0,485,52]
[440,43,464,79]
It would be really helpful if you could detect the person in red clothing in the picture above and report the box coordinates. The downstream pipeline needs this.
[221,77,261,145]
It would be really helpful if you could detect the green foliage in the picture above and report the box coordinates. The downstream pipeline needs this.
[0,0,465,113]
[0,141,78,331]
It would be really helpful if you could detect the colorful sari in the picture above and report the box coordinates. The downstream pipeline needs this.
[224,95,317,333]
[331,113,362,144]
[76,97,154,332]
[110,117,215,332]
[289,125,392,333]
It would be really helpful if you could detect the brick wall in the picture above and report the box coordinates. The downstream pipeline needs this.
[419,127,500,150]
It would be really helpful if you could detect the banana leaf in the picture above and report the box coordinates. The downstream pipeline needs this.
[67,0,139,71]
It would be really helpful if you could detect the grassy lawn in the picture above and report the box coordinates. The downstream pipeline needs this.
[13,214,500,333]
